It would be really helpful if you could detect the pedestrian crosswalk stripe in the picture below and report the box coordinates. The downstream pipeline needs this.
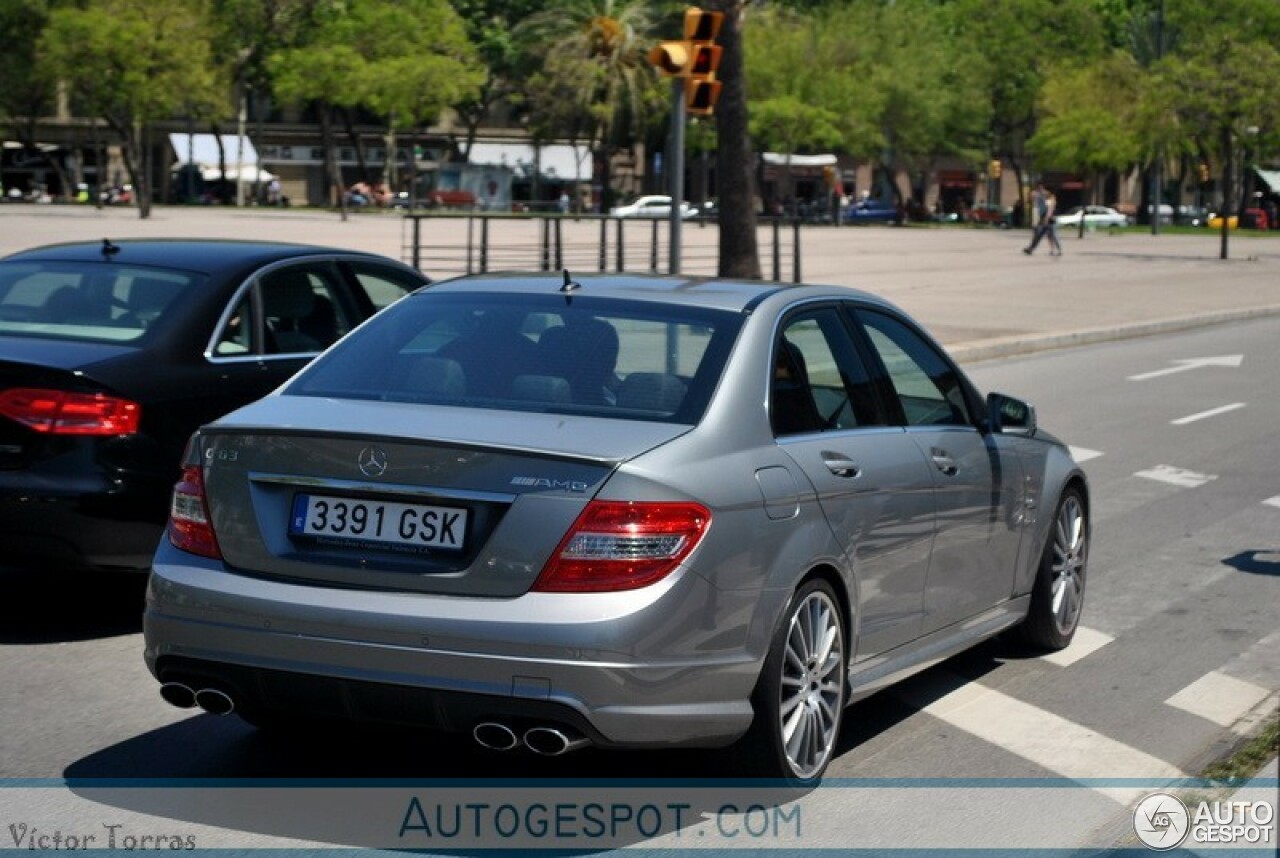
[1263,495,1280,509]
[1069,446,1104,463]
[899,674,1184,803]
[1042,625,1113,667]
[1165,671,1271,728]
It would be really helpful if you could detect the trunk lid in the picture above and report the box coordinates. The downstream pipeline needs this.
[198,395,690,596]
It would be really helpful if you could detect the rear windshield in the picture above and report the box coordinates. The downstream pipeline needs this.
[287,291,743,424]
[0,261,202,343]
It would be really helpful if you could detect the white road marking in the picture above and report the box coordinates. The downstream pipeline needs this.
[1170,402,1246,425]
[1042,625,1114,667]
[901,675,1184,803]
[1263,495,1280,509]
[1127,354,1244,381]
[1165,671,1271,728]
[1069,446,1104,463]
[1134,465,1218,488]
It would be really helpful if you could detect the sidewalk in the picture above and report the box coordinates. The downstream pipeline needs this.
[4,205,1279,362]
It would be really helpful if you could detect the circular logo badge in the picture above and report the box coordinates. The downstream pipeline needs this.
[357,446,388,478]
[1133,792,1190,851]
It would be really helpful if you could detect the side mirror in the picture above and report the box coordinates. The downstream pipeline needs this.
[987,392,1037,437]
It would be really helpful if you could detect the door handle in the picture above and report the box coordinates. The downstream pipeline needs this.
[821,452,861,478]
[931,449,958,476]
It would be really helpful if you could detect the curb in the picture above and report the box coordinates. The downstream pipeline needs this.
[950,304,1280,364]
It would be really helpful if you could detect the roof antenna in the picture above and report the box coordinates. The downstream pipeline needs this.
[560,269,581,293]
[101,238,120,257]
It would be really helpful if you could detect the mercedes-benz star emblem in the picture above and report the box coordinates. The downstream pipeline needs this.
[357,446,389,478]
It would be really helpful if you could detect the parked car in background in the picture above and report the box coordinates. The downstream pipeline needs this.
[146,271,1089,784]
[842,198,904,225]
[0,239,427,572]
[1054,205,1130,229]
[610,195,694,219]
[1175,205,1208,227]
[967,203,1013,228]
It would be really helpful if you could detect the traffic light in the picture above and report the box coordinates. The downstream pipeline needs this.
[648,7,724,116]
[990,159,1002,180]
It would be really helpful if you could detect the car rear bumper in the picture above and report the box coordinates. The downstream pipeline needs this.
[143,543,767,748]
[0,488,163,571]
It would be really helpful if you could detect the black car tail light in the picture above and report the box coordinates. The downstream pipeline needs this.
[168,464,222,559]
[532,500,711,592]
[0,387,141,435]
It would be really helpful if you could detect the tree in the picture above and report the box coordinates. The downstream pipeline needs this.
[707,0,760,278]
[1029,53,1145,203]
[269,0,482,217]
[37,0,225,217]
[0,0,77,200]
[450,0,550,159]
[515,0,663,211]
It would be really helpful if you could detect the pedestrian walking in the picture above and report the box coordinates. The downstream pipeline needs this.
[1023,183,1062,256]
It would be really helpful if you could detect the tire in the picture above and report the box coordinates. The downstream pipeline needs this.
[1018,487,1088,650]
[740,579,847,784]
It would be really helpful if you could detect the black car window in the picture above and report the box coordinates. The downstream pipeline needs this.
[346,261,423,311]
[772,308,879,436]
[289,292,742,425]
[856,309,972,427]
[259,264,353,354]
[0,262,198,343]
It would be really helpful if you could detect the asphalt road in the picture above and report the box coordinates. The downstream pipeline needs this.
[1,317,1275,852]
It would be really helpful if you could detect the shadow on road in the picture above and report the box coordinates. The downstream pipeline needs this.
[1223,549,1280,577]
[0,566,147,643]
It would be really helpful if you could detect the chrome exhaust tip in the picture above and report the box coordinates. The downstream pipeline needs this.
[523,726,590,756]
[159,682,196,709]
[193,688,235,716]
[473,721,519,751]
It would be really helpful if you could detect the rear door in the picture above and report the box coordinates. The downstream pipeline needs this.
[769,305,937,658]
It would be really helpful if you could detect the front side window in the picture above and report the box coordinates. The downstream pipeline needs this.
[856,309,972,427]
[289,292,742,424]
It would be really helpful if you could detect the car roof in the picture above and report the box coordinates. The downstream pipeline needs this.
[0,238,392,275]
[421,271,887,314]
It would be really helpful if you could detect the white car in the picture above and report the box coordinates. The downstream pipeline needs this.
[610,195,695,219]
[1055,205,1130,228]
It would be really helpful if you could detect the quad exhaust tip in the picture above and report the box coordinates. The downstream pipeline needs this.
[472,722,591,755]
[159,682,196,709]
[523,726,590,756]
[159,683,236,715]
[473,721,520,751]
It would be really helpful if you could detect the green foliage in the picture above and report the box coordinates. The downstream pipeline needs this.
[514,0,663,149]
[269,0,483,127]
[38,0,225,128]
[1029,53,1145,173]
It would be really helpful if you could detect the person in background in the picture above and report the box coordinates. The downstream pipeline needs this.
[1023,183,1062,256]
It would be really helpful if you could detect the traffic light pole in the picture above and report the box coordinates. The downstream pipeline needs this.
[668,78,686,275]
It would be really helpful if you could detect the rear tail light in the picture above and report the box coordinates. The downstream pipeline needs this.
[532,501,711,592]
[0,387,141,435]
[168,464,222,559]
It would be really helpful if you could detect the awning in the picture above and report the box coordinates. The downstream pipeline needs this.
[762,152,837,167]
[1254,166,1280,193]
[168,133,273,182]
[467,142,592,181]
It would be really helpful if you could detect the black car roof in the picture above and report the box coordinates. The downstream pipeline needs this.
[1,238,394,275]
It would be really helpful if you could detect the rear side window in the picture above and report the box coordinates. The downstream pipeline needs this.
[0,262,200,342]
[289,292,743,424]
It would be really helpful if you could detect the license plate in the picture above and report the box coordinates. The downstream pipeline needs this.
[289,493,467,551]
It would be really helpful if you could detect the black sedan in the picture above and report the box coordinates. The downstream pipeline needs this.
[0,239,428,572]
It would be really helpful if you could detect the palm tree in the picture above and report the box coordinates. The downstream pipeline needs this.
[515,0,662,210]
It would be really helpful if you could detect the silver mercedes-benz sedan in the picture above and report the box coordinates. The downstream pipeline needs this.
[144,272,1089,784]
